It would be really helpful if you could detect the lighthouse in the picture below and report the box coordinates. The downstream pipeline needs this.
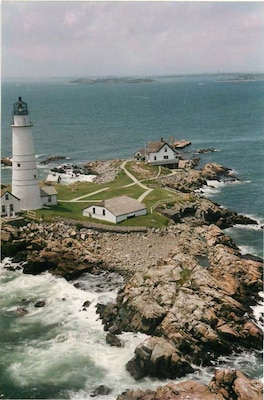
[11,97,42,210]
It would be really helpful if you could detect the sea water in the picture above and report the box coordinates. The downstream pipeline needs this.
[1,75,263,398]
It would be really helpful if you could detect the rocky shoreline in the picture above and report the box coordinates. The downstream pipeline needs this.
[1,161,263,399]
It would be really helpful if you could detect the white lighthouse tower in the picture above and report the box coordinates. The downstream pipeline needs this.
[11,97,42,210]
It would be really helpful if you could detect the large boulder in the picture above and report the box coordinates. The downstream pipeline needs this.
[201,162,236,180]
[126,336,194,380]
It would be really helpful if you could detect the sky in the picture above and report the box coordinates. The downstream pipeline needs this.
[2,1,264,78]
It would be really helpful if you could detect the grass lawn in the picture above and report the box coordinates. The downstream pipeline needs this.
[54,170,134,201]
[34,161,183,227]
[36,202,90,221]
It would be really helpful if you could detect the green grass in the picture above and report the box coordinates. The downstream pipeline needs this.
[36,187,181,225]
[34,161,186,227]
[55,170,134,201]
[86,185,145,201]
[36,202,90,221]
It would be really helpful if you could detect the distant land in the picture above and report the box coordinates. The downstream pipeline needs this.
[216,74,264,82]
[69,77,155,84]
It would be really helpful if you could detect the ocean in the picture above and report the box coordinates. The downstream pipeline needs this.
[1,74,263,398]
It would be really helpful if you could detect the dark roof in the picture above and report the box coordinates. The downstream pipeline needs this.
[1,189,20,201]
[133,148,146,156]
[147,141,163,153]
[147,141,176,155]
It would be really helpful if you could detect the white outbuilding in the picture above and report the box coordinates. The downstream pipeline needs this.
[40,185,58,206]
[82,195,147,224]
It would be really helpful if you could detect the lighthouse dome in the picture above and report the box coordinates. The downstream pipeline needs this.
[13,97,28,115]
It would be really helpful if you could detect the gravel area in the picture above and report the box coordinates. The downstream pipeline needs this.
[95,229,179,275]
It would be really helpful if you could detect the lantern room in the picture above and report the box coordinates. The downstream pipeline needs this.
[13,97,28,115]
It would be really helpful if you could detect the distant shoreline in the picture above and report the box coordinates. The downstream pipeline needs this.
[69,77,155,85]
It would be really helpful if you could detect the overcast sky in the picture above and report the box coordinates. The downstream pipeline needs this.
[2,1,264,78]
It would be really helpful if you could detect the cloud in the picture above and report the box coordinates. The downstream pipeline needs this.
[2,1,264,77]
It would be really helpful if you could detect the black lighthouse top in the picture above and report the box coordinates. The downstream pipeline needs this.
[13,97,28,115]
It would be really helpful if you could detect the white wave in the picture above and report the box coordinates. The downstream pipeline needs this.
[198,180,226,197]
[214,351,263,379]
[201,179,242,197]
[1,260,262,399]
[0,263,158,398]
[238,244,262,257]
[252,291,264,329]
[36,163,50,170]
[1,165,12,170]
[225,217,263,231]
[35,154,47,159]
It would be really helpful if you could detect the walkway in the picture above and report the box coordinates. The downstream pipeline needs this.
[120,160,154,202]
[59,160,160,204]
[58,187,109,203]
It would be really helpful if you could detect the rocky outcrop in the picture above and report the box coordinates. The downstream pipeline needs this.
[161,196,258,228]
[160,169,207,192]
[159,162,238,193]
[106,332,123,347]
[97,223,263,379]
[1,157,12,166]
[83,159,121,183]
[117,369,263,400]
[1,160,262,385]
[201,162,237,181]
[39,155,68,165]
[1,222,104,279]
[1,221,180,278]
[90,385,112,397]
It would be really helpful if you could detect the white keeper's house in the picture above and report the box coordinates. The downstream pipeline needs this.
[133,138,179,168]
[82,195,147,224]
[1,189,20,217]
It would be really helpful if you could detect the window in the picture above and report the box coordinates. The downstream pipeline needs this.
[17,163,21,167]
[102,209,105,216]
[48,196,51,203]
[2,205,6,214]
[5,193,9,200]
[10,204,14,212]
[92,207,96,214]
[154,156,157,161]
[34,174,37,179]
[164,155,168,159]
[164,147,167,152]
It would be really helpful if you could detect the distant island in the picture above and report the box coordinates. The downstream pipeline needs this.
[216,74,264,82]
[69,77,155,84]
